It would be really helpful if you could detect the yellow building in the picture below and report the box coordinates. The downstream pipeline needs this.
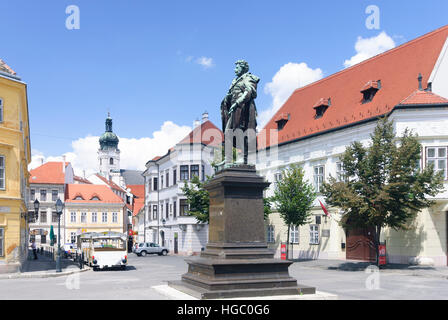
[64,184,126,243]
[0,59,31,273]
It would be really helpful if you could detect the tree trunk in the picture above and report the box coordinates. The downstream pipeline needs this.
[374,225,381,266]
[286,224,290,260]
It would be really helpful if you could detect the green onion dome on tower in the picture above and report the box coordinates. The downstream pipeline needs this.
[99,114,119,150]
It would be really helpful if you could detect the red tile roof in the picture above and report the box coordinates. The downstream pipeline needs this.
[74,176,92,184]
[29,162,69,184]
[361,80,380,92]
[151,120,223,162]
[95,174,126,193]
[0,58,17,76]
[65,184,124,204]
[132,198,145,217]
[398,89,448,106]
[179,120,223,147]
[259,25,448,149]
[128,185,144,198]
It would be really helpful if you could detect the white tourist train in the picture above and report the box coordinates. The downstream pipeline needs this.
[76,231,128,271]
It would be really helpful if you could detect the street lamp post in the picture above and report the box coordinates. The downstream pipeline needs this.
[33,199,40,222]
[55,199,64,273]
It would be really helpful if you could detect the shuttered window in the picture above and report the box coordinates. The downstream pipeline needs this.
[0,156,5,190]
[0,228,4,256]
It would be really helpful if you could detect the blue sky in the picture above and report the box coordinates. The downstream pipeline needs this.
[1,0,447,173]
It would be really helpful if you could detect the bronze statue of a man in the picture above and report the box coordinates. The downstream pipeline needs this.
[221,60,259,133]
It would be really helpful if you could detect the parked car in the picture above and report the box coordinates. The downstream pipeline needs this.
[63,243,76,259]
[134,242,169,256]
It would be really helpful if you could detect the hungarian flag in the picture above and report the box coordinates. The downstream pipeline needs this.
[319,200,330,217]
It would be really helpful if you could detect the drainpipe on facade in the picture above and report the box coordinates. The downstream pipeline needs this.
[157,162,160,245]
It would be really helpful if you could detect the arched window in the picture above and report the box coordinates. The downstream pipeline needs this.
[110,158,114,165]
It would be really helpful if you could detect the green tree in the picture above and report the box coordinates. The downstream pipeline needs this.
[263,197,273,221]
[322,117,444,265]
[271,164,317,259]
[181,175,210,223]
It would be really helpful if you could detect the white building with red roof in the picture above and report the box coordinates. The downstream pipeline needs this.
[28,161,74,245]
[141,112,223,255]
[257,25,448,266]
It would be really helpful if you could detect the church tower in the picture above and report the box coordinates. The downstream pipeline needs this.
[98,113,120,179]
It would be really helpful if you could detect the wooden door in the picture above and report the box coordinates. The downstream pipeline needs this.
[346,227,376,262]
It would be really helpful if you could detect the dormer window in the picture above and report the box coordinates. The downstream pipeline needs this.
[73,192,84,200]
[275,113,290,131]
[90,194,101,201]
[361,80,381,103]
[313,98,331,119]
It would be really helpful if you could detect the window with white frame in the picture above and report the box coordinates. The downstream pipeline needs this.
[0,156,5,189]
[426,147,447,179]
[336,162,346,182]
[40,211,47,223]
[52,211,58,223]
[112,212,118,223]
[0,98,3,123]
[81,212,87,223]
[313,165,325,193]
[310,224,319,245]
[267,225,275,243]
[70,212,76,223]
[92,212,97,223]
[274,172,282,183]
[102,212,108,223]
[180,165,189,180]
[40,189,47,202]
[30,189,35,201]
[0,227,4,257]
[52,190,58,202]
[290,225,299,244]
[70,232,76,243]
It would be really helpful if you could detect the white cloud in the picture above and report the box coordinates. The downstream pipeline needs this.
[259,62,324,128]
[195,56,214,69]
[343,31,396,68]
[29,121,192,177]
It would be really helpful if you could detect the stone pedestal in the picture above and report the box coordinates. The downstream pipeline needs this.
[168,165,316,299]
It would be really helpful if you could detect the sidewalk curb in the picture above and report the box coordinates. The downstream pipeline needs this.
[0,267,91,280]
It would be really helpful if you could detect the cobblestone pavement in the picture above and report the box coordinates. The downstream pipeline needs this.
[0,254,447,300]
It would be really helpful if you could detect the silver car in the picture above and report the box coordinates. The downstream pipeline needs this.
[135,242,169,256]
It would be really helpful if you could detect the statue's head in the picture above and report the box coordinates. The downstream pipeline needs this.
[235,60,249,77]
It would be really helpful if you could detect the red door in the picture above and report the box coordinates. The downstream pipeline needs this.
[346,228,376,262]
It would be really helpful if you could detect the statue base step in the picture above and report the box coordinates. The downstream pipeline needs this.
[168,255,316,299]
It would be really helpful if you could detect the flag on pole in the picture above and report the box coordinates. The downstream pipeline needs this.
[318,200,330,217]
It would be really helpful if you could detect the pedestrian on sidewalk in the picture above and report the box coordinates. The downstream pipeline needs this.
[30,240,38,260]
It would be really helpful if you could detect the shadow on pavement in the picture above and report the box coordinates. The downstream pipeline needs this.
[292,259,437,272]
[22,252,79,273]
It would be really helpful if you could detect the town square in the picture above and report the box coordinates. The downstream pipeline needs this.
[1,0,448,309]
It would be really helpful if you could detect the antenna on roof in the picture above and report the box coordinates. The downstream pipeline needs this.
[418,73,423,90]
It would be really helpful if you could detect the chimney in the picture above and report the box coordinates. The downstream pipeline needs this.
[418,73,423,91]
[193,119,200,128]
[83,170,86,179]
[62,155,66,173]
[202,111,209,123]
[40,158,44,165]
